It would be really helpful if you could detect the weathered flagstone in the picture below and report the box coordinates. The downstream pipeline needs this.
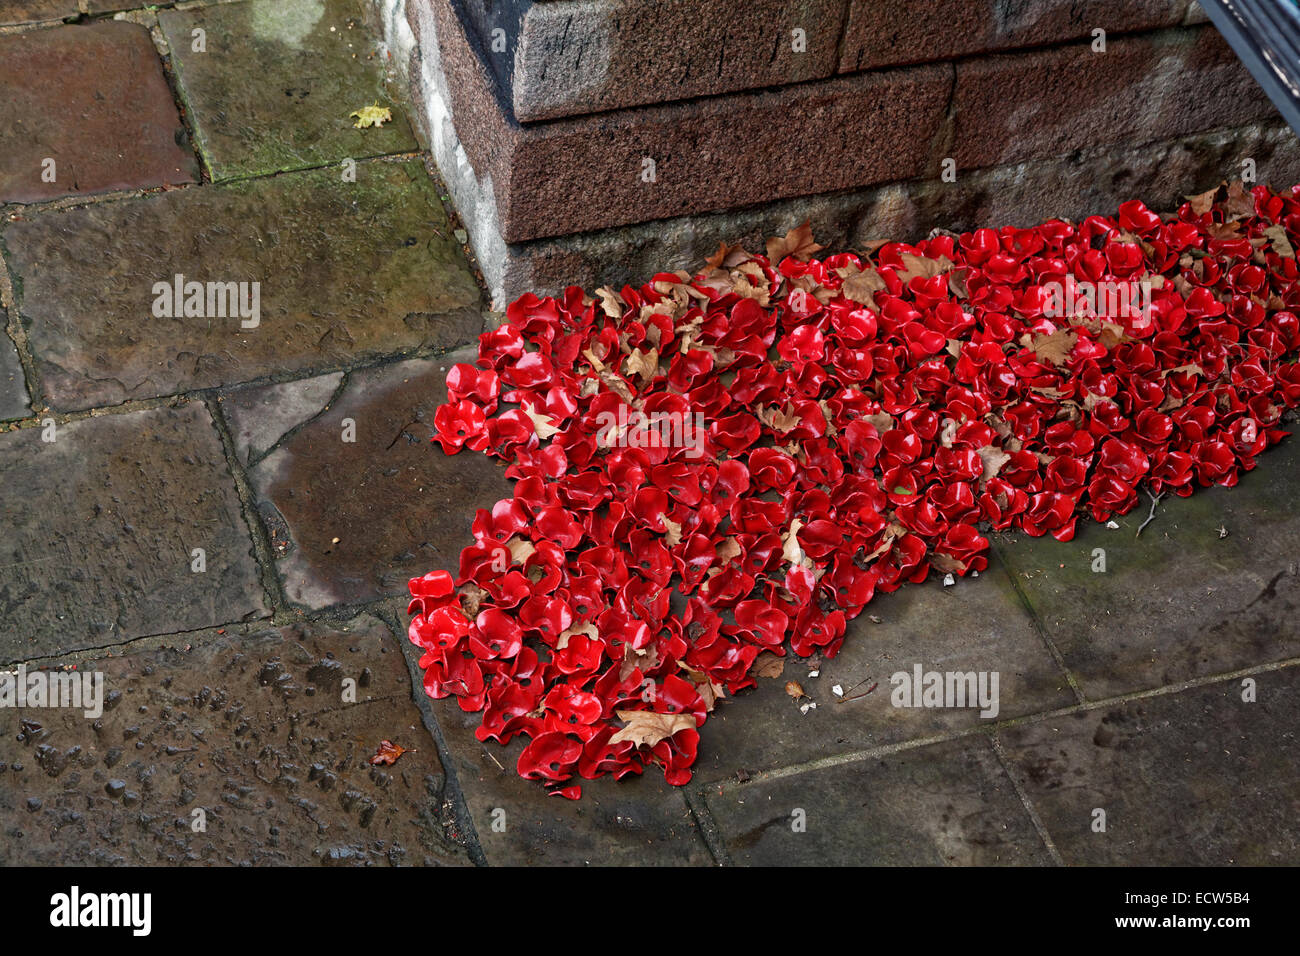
[994,425,1300,699]
[0,1,76,27]
[159,0,418,182]
[703,736,1051,865]
[0,402,267,661]
[3,160,482,411]
[390,624,713,865]
[0,614,470,866]
[695,552,1076,782]
[221,370,343,467]
[227,349,512,609]
[996,665,1300,865]
[0,21,198,204]
[0,316,29,421]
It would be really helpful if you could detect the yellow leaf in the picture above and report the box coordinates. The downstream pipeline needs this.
[349,102,393,129]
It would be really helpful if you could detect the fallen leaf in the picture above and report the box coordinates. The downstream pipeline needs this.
[782,517,806,566]
[767,221,824,263]
[505,536,536,564]
[1224,181,1255,220]
[751,652,785,679]
[556,621,597,651]
[1186,184,1221,216]
[1023,329,1077,367]
[1264,224,1295,259]
[929,551,966,574]
[609,710,695,748]
[784,680,806,699]
[705,242,752,270]
[759,404,801,433]
[349,102,393,129]
[680,664,725,712]
[716,537,743,565]
[895,253,955,283]
[523,405,561,440]
[623,347,660,385]
[369,740,409,765]
[840,265,887,306]
[594,286,625,319]
[976,445,1012,483]
[662,514,683,547]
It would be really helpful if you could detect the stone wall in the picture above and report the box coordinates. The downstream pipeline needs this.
[372,0,1300,307]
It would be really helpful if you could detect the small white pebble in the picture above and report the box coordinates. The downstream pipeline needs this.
[799,702,811,715]
[1106,520,1120,529]
[943,572,955,587]
[832,684,844,697]
[971,570,979,577]
[808,669,819,678]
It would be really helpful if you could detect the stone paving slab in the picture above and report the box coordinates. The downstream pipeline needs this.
[0,314,28,420]
[390,624,713,866]
[0,402,267,661]
[995,426,1300,700]
[996,665,1300,865]
[0,21,198,204]
[223,370,343,467]
[226,349,512,610]
[160,0,418,182]
[695,552,1076,783]
[0,1,76,27]
[702,736,1052,865]
[3,159,483,411]
[0,613,470,866]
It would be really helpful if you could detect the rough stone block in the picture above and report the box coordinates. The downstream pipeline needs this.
[0,21,198,203]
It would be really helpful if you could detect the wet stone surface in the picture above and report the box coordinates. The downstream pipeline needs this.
[0,314,29,421]
[160,0,418,182]
[695,550,1076,781]
[997,665,1300,865]
[0,21,198,204]
[4,160,483,411]
[0,613,469,866]
[995,426,1300,699]
[222,370,344,468]
[228,349,512,610]
[391,628,713,866]
[0,402,267,661]
[0,1,76,26]
[703,736,1051,865]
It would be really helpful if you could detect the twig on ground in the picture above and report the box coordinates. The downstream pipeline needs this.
[1135,488,1164,538]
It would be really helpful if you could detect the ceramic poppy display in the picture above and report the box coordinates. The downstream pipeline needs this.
[409,182,1300,798]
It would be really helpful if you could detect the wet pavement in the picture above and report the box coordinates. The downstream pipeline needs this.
[1,0,1297,866]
